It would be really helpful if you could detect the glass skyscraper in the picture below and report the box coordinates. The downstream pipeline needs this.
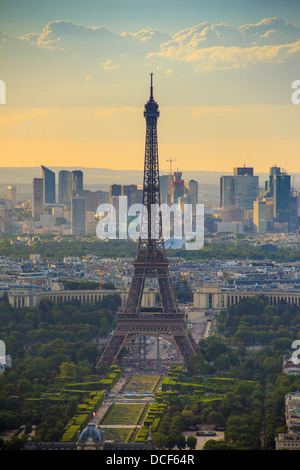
[40,165,56,205]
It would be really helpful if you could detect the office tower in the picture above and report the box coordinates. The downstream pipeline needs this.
[220,175,235,209]
[71,197,86,235]
[32,178,44,218]
[170,171,184,204]
[109,184,122,202]
[234,167,259,211]
[220,167,259,216]
[121,184,138,206]
[265,166,281,197]
[273,172,291,224]
[253,200,267,234]
[264,166,291,228]
[72,170,83,192]
[58,170,73,204]
[234,167,254,176]
[73,189,107,212]
[185,180,198,205]
[159,175,170,204]
[290,191,299,232]
[40,165,55,204]
[130,189,143,205]
[7,185,16,207]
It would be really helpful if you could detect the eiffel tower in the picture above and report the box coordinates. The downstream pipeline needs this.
[96,75,198,367]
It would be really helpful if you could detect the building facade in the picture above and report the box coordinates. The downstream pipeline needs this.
[32,178,44,218]
[40,165,56,205]
[71,197,86,235]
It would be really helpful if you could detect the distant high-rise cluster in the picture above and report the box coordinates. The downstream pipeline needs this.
[31,166,108,236]
[217,165,299,234]
[159,172,198,212]
[1,164,198,238]
[1,161,299,238]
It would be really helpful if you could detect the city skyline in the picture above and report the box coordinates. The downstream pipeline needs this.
[1,1,300,172]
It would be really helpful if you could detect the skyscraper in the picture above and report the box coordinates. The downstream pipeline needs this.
[58,170,73,204]
[121,184,138,206]
[220,167,259,215]
[40,165,55,205]
[109,184,122,202]
[71,197,86,235]
[273,173,291,224]
[265,166,291,225]
[253,200,267,234]
[185,180,198,206]
[159,175,170,204]
[170,171,184,204]
[32,178,43,218]
[220,175,235,210]
[7,185,16,207]
[72,170,83,192]
[265,166,281,197]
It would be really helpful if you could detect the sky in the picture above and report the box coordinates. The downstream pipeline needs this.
[0,0,300,173]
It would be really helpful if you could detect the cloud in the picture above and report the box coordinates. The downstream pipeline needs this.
[0,109,49,125]
[21,21,118,52]
[121,27,170,45]
[239,17,300,45]
[148,17,300,71]
[19,21,171,56]
[101,59,121,70]
[1,17,299,107]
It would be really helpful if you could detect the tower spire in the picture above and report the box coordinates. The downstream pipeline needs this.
[150,72,153,99]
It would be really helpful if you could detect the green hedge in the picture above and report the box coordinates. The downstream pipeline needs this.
[61,425,81,442]
[134,427,149,442]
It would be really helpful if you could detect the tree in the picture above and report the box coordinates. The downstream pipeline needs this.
[181,410,194,428]
[186,435,197,450]
[59,362,77,378]
[152,432,167,449]
[207,411,226,428]
[17,379,33,395]
[4,435,25,450]
[175,434,186,450]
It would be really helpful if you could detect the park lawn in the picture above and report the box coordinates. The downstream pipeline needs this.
[100,403,146,425]
[123,375,161,394]
[102,427,133,442]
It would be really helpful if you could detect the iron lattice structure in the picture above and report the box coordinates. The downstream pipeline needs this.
[96,75,198,367]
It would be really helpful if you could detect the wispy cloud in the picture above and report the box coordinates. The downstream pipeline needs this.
[101,59,121,70]
[1,17,299,107]
[148,17,300,71]
[0,109,49,125]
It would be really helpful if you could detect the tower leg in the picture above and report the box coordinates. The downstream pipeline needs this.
[143,336,146,363]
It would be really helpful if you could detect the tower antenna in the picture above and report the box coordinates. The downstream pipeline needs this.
[150,72,154,99]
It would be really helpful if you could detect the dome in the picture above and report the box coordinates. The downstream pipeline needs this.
[78,423,104,444]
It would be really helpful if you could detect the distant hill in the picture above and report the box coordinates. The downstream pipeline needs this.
[0,166,232,186]
[0,167,299,199]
